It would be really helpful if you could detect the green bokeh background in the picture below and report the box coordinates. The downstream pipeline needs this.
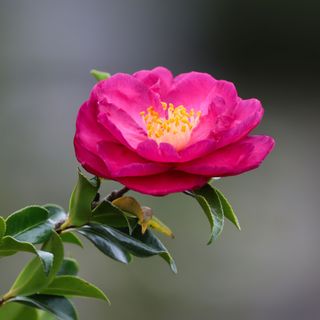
[0,1,319,319]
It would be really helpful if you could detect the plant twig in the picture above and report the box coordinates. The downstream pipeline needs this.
[106,186,129,202]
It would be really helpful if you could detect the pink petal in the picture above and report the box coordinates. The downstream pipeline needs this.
[75,101,116,153]
[97,102,147,149]
[117,171,209,196]
[165,71,216,112]
[187,80,239,144]
[93,73,163,127]
[177,136,275,177]
[98,141,170,177]
[136,139,181,163]
[74,135,111,178]
[216,98,264,148]
[179,139,217,162]
[133,66,173,97]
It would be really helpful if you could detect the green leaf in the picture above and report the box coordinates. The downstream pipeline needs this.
[0,302,38,320]
[214,188,241,230]
[90,69,111,81]
[60,231,83,248]
[5,206,52,244]
[0,216,6,239]
[132,227,177,273]
[77,226,132,264]
[78,223,177,273]
[0,236,53,275]
[189,184,225,245]
[41,275,110,303]
[10,294,78,320]
[7,232,64,297]
[44,204,67,227]
[38,310,56,320]
[64,171,100,228]
[93,199,136,233]
[57,258,79,276]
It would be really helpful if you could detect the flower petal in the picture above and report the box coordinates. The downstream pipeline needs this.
[98,141,170,177]
[74,135,110,178]
[136,139,181,162]
[75,101,116,152]
[117,171,209,196]
[216,98,264,148]
[133,66,173,97]
[93,73,162,127]
[165,71,216,112]
[177,136,275,177]
[187,81,239,144]
[97,102,147,149]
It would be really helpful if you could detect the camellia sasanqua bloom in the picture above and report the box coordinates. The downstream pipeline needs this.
[74,67,274,196]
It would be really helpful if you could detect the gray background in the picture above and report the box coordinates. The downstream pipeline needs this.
[0,1,319,319]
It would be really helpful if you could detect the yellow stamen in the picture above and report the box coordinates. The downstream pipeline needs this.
[140,102,201,151]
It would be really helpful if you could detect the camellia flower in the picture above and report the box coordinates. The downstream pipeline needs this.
[74,67,274,196]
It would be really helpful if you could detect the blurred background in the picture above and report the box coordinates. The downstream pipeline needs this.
[0,0,319,319]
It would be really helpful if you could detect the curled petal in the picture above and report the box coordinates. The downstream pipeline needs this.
[97,102,147,149]
[98,141,170,177]
[216,98,264,147]
[177,136,275,177]
[117,171,209,196]
[133,66,173,97]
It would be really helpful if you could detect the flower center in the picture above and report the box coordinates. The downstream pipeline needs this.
[140,102,201,151]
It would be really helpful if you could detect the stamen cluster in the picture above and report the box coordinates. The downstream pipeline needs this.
[140,102,201,151]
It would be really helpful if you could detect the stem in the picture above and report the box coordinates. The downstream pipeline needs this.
[106,186,129,202]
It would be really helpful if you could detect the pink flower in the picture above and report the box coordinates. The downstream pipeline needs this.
[74,67,274,196]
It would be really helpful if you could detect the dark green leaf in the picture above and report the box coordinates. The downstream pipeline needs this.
[90,69,111,81]
[189,184,224,244]
[77,226,132,264]
[7,232,64,297]
[10,294,78,320]
[78,223,176,272]
[132,227,177,273]
[60,231,83,247]
[66,171,100,227]
[41,276,110,303]
[0,236,53,275]
[57,258,79,276]
[0,216,6,239]
[93,200,137,233]
[214,188,241,230]
[5,206,52,244]
[0,302,38,320]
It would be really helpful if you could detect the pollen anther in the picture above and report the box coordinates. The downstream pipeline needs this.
[141,102,201,151]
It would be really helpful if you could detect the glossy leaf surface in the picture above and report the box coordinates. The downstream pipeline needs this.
[65,172,99,227]
[41,275,110,303]
[11,294,78,320]
[0,302,38,320]
[8,232,63,297]
[214,188,241,230]
[78,223,176,272]
[5,206,52,244]
[189,184,225,244]
[0,236,53,275]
